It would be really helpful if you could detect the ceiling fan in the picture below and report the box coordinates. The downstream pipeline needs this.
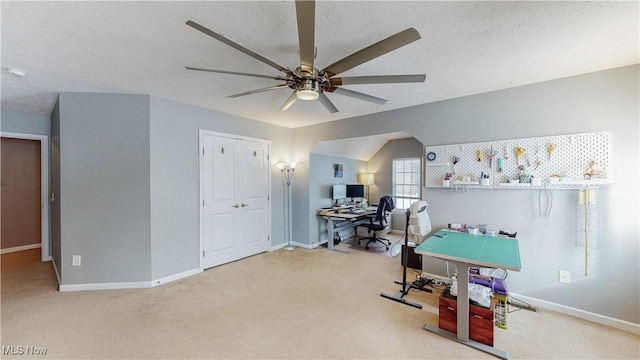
[185,0,426,114]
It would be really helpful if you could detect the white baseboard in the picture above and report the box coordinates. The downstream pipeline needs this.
[510,292,640,335]
[151,268,202,287]
[59,268,202,292]
[292,241,315,250]
[270,241,319,250]
[59,280,152,292]
[1,243,41,254]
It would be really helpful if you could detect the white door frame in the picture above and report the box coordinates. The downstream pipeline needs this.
[1,131,50,262]
[198,129,271,270]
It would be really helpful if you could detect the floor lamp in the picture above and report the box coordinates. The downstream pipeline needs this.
[277,162,296,250]
[358,173,375,203]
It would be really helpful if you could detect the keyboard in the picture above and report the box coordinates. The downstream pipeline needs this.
[352,209,365,214]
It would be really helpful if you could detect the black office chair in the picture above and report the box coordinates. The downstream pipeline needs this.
[358,195,394,250]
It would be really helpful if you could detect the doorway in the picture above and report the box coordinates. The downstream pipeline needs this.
[0,132,50,261]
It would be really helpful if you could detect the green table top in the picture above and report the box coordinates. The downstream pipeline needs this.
[415,230,522,271]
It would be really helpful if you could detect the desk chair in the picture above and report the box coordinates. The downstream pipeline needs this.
[358,195,394,250]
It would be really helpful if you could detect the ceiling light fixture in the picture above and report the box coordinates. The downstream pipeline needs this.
[296,79,320,101]
[6,68,27,77]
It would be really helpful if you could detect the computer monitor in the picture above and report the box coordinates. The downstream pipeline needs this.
[332,184,347,200]
[346,184,365,199]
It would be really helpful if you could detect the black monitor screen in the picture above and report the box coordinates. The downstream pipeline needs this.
[346,184,365,198]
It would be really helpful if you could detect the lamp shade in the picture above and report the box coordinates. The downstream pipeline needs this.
[358,173,375,185]
[276,162,295,170]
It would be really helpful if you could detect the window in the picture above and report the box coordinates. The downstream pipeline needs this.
[392,158,421,209]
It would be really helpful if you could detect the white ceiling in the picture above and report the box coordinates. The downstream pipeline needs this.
[1,1,638,129]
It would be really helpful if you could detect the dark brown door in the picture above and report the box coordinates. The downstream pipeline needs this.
[1,137,41,250]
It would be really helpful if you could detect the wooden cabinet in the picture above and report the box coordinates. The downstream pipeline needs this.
[438,289,495,347]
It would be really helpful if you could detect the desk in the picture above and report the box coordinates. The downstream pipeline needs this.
[317,207,377,251]
[415,230,521,360]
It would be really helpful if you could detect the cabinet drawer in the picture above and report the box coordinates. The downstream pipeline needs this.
[438,304,457,334]
[438,289,494,347]
[470,312,494,346]
[470,302,494,320]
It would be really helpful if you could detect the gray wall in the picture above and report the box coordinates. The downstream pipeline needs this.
[307,153,366,245]
[149,97,291,280]
[50,94,291,285]
[367,138,424,231]
[1,109,50,136]
[293,65,639,325]
[56,93,152,285]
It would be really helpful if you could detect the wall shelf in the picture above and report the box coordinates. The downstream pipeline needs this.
[425,162,451,167]
[424,132,612,191]
[497,183,531,188]
[453,181,479,186]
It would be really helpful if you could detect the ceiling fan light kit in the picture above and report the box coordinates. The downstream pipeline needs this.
[185,0,426,113]
[296,79,320,101]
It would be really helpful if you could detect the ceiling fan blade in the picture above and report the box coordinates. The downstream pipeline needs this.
[295,0,315,74]
[227,84,290,98]
[185,67,288,81]
[331,74,426,86]
[186,20,290,75]
[318,93,339,114]
[280,91,299,111]
[322,28,421,77]
[333,87,387,105]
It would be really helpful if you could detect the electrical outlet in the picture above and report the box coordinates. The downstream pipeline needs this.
[72,255,81,267]
[559,270,571,284]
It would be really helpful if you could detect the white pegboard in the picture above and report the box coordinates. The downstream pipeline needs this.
[424,132,611,189]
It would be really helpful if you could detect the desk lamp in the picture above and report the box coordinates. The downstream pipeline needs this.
[277,162,296,250]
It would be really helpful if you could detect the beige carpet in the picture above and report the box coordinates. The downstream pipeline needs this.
[1,245,638,359]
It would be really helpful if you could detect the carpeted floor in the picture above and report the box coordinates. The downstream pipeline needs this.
[1,244,638,359]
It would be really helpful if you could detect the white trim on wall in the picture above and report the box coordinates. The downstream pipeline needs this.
[59,268,202,292]
[1,131,51,262]
[511,292,640,335]
[0,243,42,254]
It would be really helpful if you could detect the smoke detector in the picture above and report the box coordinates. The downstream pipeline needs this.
[6,68,27,77]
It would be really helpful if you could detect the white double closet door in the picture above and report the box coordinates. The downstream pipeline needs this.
[200,131,270,269]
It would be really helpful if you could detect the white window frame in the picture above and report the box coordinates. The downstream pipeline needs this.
[392,157,422,210]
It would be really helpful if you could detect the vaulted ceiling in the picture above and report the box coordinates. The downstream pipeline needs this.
[2,1,638,128]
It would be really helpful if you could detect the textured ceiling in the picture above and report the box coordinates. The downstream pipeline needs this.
[1,1,638,128]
